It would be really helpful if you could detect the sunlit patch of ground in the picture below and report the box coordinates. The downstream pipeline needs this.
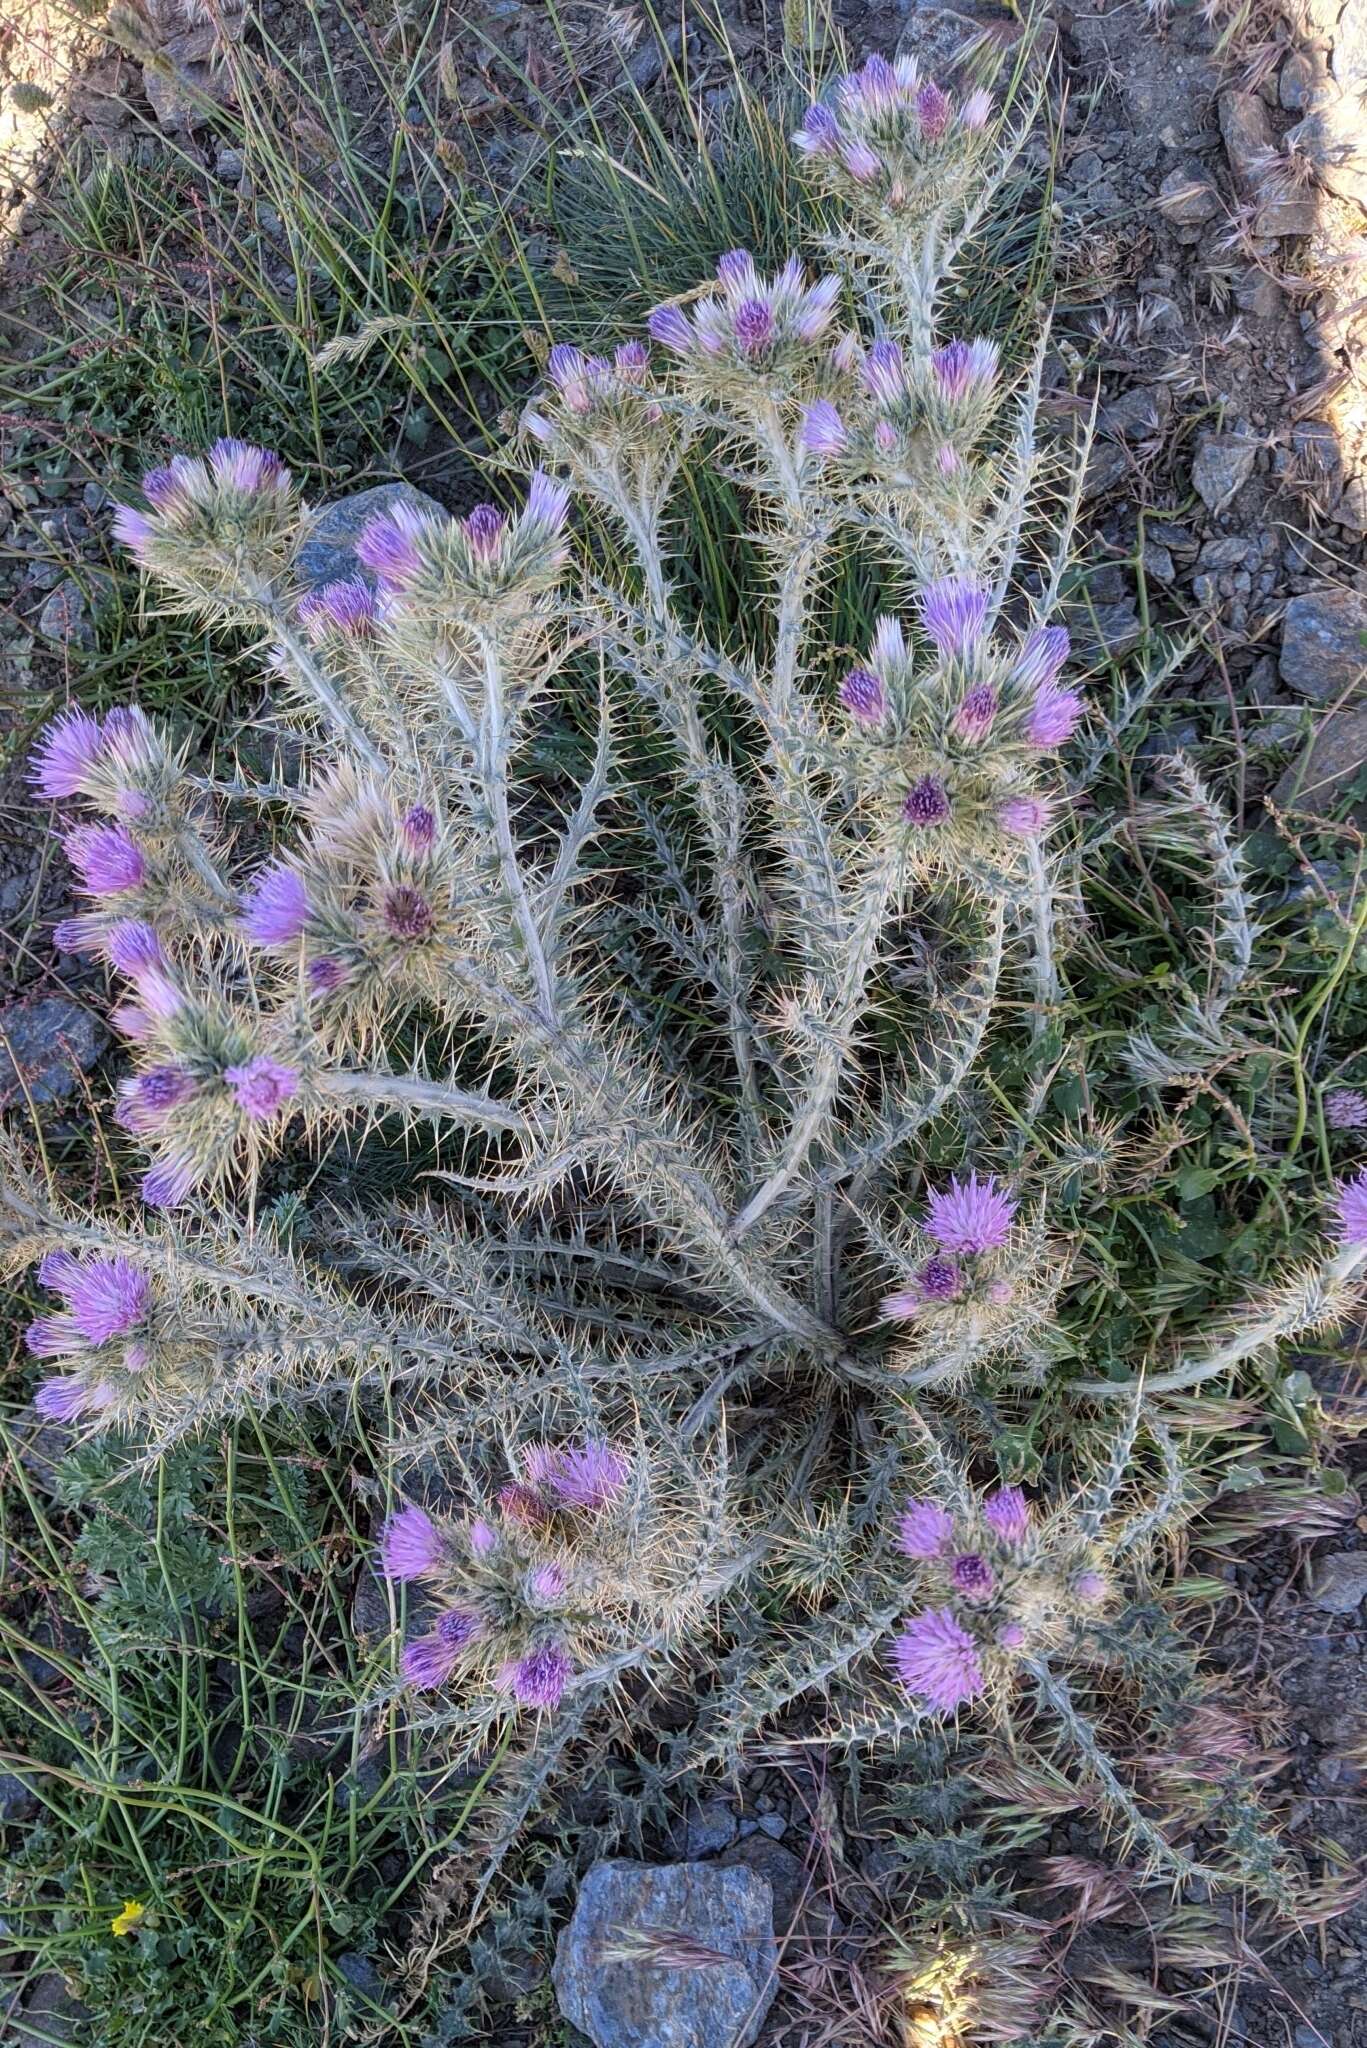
[0,0,99,243]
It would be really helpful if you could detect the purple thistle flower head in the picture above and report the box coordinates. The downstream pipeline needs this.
[54,917,99,955]
[983,1487,1031,1545]
[892,1607,984,1713]
[104,920,164,974]
[953,684,998,742]
[141,1155,199,1209]
[401,803,436,852]
[796,274,841,342]
[527,1562,566,1603]
[872,616,906,671]
[863,339,906,405]
[34,1376,92,1421]
[298,577,377,641]
[522,471,570,537]
[117,1064,195,1134]
[960,89,993,132]
[400,1634,451,1690]
[902,776,951,827]
[112,505,156,559]
[874,420,899,452]
[924,1172,1017,1254]
[208,438,288,495]
[1326,1089,1367,1130]
[999,795,1052,840]
[951,1552,996,1603]
[648,303,694,355]
[841,138,882,184]
[794,101,841,155]
[25,1316,79,1358]
[917,575,989,661]
[1333,1168,1367,1248]
[938,443,960,476]
[140,461,193,512]
[917,81,951,139]
[382,883,435,942]
[917,1255,961,1301]
[469,1516,499,1558]
[110,1003,152,1041]
[497,1481,551,1527]
[1074,1570,1108,1604]
[614,339,650,382]
[544,1441,628,1513]
[857,52,898,109]
[716,248,757,293]
[880,1286,922,1322]
[998,1620,1025,1649]
[732,298,776,357]
[380,1504,443,1581]
[463,503,506,562]
[37,1251,81,1294]
[30,709,106,801]
[242,864,310,948]
[931,336,1000,405]
[1027,684,1084,750]
[308,956,347,995]
[547,342,589,411]
[505,1641,573,1710]
[1016,624,1071,694]
[801,399,847,458]
[356,503,426,589]
[64,824,145,896]
[62,1258,150,1345]
[898,1499,954,1561]
[223,1056,299,1122]
[839,666,886,726]
[437,1606,483,1652]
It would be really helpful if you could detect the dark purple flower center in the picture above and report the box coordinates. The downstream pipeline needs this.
[463,504,505,560]
[437,1607,480,1650]
[732,298,775,355]
[918,1256,961,1300]
[902,776,951,826]
[951,1552,993,1597]
[383,884,435,942]
[401,803,436,851]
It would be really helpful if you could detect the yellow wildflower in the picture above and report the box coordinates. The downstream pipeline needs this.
[110,1899,146,1937]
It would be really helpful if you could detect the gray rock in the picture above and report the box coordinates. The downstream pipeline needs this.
[1309,1550,1367,1612]
[1280,48,1332,111]
[1274,703,1367,810]
[1234,268,1283,318]
[0,1771,38,1823]
[1339,475,1367,533]
[1157,165,1221,225]
[554,1859,777,2048]
[38,574,112,651]
[1192,433,1259,513]
[1219,90,1317,233]
[1143,540,1176,583]
[682,1799,738,1857]
[1279,589,1367,702]
[295,482,447,593]
[9,1971,89,2047]
[719,1835,843,1942]
[1286,97,1367,208]
[0,999,107,1107]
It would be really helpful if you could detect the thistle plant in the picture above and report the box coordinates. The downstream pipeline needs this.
[6,34,1362,1934]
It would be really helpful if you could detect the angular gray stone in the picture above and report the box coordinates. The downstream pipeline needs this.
[682,1799,738,1857]
[1309,1550,1367,1612]
[1219,90,1317,234]
[1279,588,1367,702]
[1157,165,1221,225]
[0,999,107,1107]
[1192,433,1258,513]
[554,1859,776,2048]
[1286,97,1367,209]
[38,574,112,651]
[295,482,447,593]
[10,1972,89,2047]
[1275,702,1367,809]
